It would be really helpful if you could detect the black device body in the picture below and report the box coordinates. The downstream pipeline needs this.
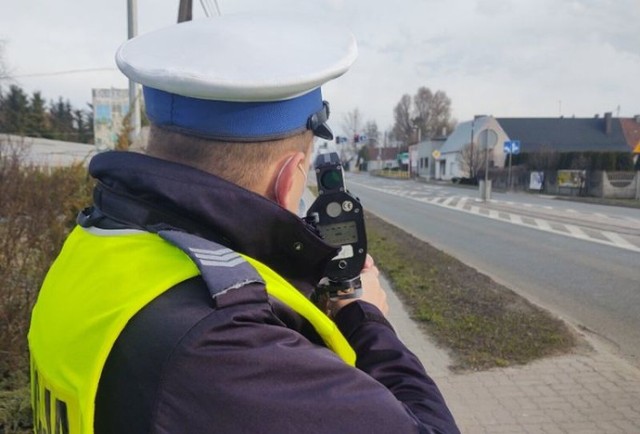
[306,152,367,299]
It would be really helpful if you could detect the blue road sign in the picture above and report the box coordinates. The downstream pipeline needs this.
[504,140,521,155]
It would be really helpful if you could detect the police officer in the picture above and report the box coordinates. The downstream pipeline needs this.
[29,13,460,434]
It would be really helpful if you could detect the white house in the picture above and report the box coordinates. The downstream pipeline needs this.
[436,115,508,180]
[413,138,446,180]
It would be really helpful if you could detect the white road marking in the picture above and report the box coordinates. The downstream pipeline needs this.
[565,224,590,239]
[601,231,640,250]
[441,197,455,206]
[510,214,523,225]
[534,219,552,231]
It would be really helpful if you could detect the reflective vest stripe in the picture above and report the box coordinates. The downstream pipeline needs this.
[242,255,356,366]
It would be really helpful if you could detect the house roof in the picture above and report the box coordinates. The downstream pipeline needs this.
[414,138,444,153]
[495,116,630,153]
[439,116,497,154]
[620,118,640,152]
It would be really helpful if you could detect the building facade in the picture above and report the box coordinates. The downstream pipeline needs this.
[437,116,508,180]
[92,88,130,150]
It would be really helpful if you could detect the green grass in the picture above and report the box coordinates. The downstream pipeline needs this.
[365,212,577,371]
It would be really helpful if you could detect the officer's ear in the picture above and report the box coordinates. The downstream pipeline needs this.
[273,152,306,212]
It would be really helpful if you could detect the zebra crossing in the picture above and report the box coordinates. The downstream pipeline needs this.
[348,180,640,253]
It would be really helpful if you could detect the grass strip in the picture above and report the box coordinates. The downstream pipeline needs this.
[365,212,577,371]
[554,196,640,209]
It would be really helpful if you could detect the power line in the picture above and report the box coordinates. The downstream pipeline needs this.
[211,0,221,15]
[13,68,117,79]
[198,0,221,17]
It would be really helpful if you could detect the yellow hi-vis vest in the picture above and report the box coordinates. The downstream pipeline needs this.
[28,226,355,434]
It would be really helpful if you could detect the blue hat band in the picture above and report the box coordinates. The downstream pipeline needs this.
[144,87,324,142]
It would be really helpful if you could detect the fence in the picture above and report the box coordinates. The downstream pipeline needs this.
[370,169,410,179]
[483,167,640,199]
[589,171,640,199]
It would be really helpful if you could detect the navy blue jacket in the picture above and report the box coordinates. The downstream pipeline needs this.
[88,152,460,434]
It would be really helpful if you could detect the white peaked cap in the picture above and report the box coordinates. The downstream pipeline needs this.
[115,13,358,141]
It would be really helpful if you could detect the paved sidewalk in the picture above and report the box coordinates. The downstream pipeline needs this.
[384,275,640,434]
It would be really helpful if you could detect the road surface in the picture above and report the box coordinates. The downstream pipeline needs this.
[345,173,640,367]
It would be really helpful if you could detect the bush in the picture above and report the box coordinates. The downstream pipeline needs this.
[0,136,94,433]
[451,177,478,186]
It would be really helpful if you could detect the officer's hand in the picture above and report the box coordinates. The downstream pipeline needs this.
[329,255,389,317]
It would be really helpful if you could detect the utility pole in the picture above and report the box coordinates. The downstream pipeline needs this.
[178,0,193,22]
[479,128,497,201]
[127,0,141,142]
[484,133,490,199]
[469,118,475,179]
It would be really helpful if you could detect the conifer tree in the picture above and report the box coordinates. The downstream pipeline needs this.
[0,85,29,135]
[27,91,50,137]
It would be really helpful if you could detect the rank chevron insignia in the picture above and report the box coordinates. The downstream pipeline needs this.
[189,247,246,268]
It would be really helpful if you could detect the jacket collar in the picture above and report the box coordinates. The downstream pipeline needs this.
[88,151,338,289]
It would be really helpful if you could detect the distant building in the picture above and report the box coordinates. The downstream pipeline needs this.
[438,116,508,180]
[619,116,640,158]
[364,146,403,171]
[496,112,630,154]
[438,112,636,180]
[414,138,446,180]
[92,88,130,150]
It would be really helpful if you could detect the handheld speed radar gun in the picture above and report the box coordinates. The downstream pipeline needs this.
[306,152,367,300]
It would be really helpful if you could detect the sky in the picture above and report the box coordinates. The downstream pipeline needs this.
[1,0,639,135]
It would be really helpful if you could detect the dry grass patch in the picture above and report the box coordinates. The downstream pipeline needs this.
[0,137,94,433]
[365,212,577,371]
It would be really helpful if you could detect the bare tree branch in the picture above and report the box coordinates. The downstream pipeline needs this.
[457,142,485,178]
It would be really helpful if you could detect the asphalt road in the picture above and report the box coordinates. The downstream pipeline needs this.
[345,174,640,367]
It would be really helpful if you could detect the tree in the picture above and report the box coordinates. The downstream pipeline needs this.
[527,145,560,171]
[392,87,457,145]
[413,87,455,139]
[340,107,362,144]
[115,111,133,151]
[339,108,362,164]
[73,109,93,144]
[85,103,95,143]
[49,97,75,141]
[429,90,455,137]
[27,91,50,137]
[413,87,433,140]
[458,142,484,178]
[363,120,380,147]
[391,94,414,145]
[0,40,9,85]
[0,85,29,135]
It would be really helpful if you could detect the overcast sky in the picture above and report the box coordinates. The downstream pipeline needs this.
[2,0,639,135]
